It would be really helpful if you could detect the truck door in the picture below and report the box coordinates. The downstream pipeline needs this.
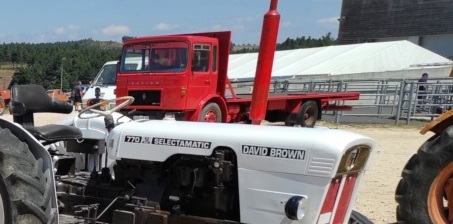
[186,44,218,108]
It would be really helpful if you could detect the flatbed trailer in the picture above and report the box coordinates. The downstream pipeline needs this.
[224,91,359,124]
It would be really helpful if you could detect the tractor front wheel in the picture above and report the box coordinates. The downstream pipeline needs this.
[395,126,453,224]
[199,102,222,122]
[0,127,57,224]
[348,210,373,224]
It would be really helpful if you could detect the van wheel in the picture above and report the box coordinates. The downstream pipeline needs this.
[0,128,57,224]
[296,101,318,127]
[199,103,222,122]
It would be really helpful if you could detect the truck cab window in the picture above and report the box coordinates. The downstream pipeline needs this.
[121,45,149,72]
[121,42,188,73]
[192,44,210,72]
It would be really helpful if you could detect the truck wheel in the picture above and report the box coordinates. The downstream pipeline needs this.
[395,125,453,224]
[199,102,222,122]
[297,101,318,127]
[0,128,57,224]
[0,96,4,115]
[348,210,374,224]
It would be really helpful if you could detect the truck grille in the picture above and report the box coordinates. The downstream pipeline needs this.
[129,90,161,106]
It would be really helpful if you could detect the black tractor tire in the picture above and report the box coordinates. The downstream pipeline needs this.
[199,102,222,122]
[348,210,374,224]
[395,125,453,224]
[0,127,57,224]
[0,96,4,115]
[296,100,318,127]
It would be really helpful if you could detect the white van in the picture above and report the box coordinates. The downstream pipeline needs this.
[82,58,143,109]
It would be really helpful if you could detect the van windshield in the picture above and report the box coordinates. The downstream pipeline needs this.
[94,64,117,86]
[121,41,188,73]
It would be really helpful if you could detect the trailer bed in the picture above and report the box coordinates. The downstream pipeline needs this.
[227,91,360,103]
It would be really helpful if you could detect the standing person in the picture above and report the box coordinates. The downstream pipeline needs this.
[90,87,102,105]
[417,73,429,109]
[418,73,429,91]
[73,81,83,111]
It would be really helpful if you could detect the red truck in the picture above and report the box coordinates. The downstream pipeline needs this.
[115,1,359,127]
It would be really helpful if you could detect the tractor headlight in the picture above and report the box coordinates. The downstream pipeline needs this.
[285,196,307,220]
[337,145,371,175]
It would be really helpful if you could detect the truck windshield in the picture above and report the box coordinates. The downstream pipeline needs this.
[94,64,117,86]
[121,42,189,73]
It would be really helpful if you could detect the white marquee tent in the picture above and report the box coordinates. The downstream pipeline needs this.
[228,40,453,82]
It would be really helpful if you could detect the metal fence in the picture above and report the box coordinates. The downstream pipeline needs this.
[234,77,453,125]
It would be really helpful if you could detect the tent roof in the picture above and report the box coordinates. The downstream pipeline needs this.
[228,40,453,81]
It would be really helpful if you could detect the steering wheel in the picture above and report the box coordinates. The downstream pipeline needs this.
[78,96,135,119]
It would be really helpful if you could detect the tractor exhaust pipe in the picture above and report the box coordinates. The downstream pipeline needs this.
[249,0,280,125]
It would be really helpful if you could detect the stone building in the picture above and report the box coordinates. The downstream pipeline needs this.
[337,0,453,59]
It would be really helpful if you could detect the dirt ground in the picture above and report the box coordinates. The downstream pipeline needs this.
[0,112,433,224]
[319,122,433,224]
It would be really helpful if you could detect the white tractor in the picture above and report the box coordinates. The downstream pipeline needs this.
[0,85,375,224]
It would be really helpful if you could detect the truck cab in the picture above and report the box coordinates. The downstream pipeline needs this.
[116,32,231,121]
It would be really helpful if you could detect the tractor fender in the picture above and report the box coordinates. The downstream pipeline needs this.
[192,95,227,122]
[420,110,453,135]
[0,119,54,177]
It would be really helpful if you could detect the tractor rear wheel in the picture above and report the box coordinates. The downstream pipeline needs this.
[0,127,57,224]
[395,125,453,224]
[199,102,222,122]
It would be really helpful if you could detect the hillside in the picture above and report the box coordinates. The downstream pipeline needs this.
[0,39,122,90]
[74,39,122,49]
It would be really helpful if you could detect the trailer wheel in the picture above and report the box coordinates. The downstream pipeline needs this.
[348,210,374,224]
[0,96,4,115]
[0,128,57,224]
[395,125,453,224]
[199,102,222,122]
[297,101,318,127]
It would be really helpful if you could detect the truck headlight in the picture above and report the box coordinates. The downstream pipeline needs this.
[337,145,371,175]
[285,196,307,220]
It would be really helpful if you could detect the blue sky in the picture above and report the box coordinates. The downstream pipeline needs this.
[0,0,342,44]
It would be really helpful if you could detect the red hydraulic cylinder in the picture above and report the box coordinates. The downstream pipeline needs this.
[249,0,280,125]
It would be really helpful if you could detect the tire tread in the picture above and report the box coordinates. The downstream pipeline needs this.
[0,128,57,224]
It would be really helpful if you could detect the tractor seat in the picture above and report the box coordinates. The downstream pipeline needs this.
[10,85,83,142]
[23,125,82,142]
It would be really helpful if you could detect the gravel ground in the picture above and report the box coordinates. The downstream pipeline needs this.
[0,112,433,223]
